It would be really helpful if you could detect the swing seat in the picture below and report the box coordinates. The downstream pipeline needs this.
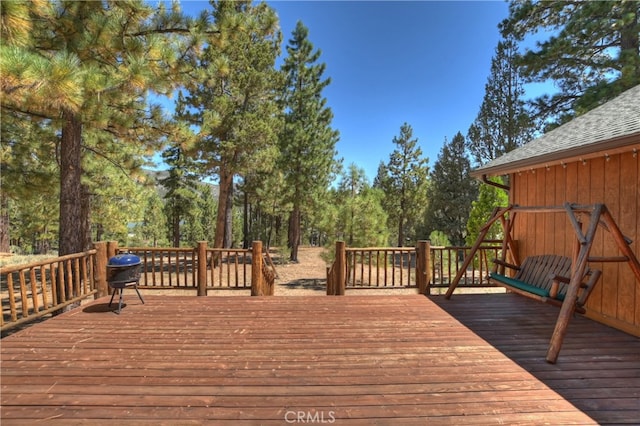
[490,255,601,313]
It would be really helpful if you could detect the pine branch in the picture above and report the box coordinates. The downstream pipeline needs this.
[81,144,136,182]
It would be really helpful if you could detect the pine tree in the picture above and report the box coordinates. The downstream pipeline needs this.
[180,0,282,250]
[0,114,58,253]
[160,144,201,247]
[467,37,535,166]
[1,1,206,255]
[138,191,167,247]
[500,0,640,124]
[333,164,388,247]
[425,132,478,246]
[374,123,429,247]
[279,21,339,261]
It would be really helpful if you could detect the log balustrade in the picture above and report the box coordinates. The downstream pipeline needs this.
[1,249,99,332]
[3,239,501,330]
[327,240,503,295]
[2,241,275,332]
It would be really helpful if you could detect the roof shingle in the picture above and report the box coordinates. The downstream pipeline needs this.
[473,84,640,177]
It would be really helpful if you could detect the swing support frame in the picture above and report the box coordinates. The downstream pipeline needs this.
[445,203,640,363]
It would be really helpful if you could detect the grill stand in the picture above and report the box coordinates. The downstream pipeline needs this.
[108,281,145,314]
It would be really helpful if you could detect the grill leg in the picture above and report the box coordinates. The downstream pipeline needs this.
[117,288,124,314]
[134,284,145,304]
[108,288,117,307]
[108,281,143,314]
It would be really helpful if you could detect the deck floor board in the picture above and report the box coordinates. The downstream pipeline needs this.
[2,294,639,424]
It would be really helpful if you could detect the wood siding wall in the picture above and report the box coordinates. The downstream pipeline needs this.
[510,149,640,335]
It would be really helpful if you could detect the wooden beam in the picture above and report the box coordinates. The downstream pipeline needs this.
[510,204,597,214]
[445,207,511,299]
[564,202,587,244]
[600,206,640,283]
[546,204,603,363]
[588,256,630,263]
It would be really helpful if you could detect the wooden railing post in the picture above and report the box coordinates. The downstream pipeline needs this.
[93,241,109,298]
[107,241,118,259]
[251,241,264,296]
[335,241,346,296]
[417,240,430,295]
[197,241,208,296]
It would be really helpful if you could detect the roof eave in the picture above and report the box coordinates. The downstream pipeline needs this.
[471,133,640,178]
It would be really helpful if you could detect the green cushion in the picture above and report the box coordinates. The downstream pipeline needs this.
[489,272,550,298]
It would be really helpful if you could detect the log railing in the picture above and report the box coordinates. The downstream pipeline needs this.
[430,242,502,289]
[346,247,418,288]
[117,241,275,295]
[1,249,99,332]
[327,240,502,295]
[2,241,276,332]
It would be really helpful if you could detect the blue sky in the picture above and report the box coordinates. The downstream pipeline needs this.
[176,0,512,182]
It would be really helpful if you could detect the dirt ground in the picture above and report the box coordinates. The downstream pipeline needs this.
[271,246,330,296]
[271,246,417,296]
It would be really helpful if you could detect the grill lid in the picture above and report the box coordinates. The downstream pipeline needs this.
[108,254,141,267]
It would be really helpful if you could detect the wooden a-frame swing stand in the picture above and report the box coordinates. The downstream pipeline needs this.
[445,203,640,364]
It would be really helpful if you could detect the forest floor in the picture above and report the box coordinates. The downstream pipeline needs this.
[270,246,417,296]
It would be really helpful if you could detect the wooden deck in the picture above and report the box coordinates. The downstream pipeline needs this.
[1,294,639,424]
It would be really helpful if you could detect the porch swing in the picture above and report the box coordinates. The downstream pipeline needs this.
[445,202,640,363]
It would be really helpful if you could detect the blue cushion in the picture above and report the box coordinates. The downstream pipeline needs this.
[489,272,550,298]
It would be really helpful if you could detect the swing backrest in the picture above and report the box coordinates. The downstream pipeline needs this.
[514,255,573,299]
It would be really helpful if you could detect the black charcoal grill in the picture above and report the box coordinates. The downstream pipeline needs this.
[107,254,144,314]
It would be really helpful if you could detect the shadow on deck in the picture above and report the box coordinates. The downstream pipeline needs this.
[431,294,640,425]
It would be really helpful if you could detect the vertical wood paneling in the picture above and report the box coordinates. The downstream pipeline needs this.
[600,156,620,318]
[508,147,640,333]
[564,162,579,257]
[618,151,637,326]
[534,170,546,254]
[553,165,567,256]
[589,157,606,313]
[541,167,560,254]
[514,173,524,254]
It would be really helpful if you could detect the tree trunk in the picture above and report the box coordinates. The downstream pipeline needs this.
[56,111,85,314]
[80,184,91,250]
[288,206,301,262]
[243,190,249,249]
[58,111,85,256]
[619,4,640,86]
[0,195,9,253]
[171,209,180,247]
[95,223,104,243]
[213,167,233,249]
[224,182,233,248]
[397,215,404,247]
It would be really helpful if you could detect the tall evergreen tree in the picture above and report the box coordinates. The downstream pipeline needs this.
[332,164,388,247]
[138,191,167,247]
[0,114,58,253]
[1,1,205,255]
[160,144,201,247]
[374,123,429,247]
[467,37,535,166]
[500,0,640,124]
[424,132,478,246]
[279,21,339,261]
[180,0,282,250]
